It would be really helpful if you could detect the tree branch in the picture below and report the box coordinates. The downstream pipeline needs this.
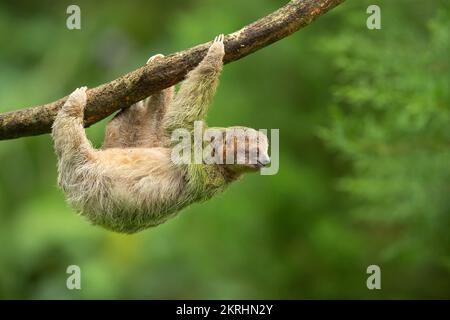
[0,0,344,140]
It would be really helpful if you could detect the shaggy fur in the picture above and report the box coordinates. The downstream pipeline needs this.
[52,35,270,233]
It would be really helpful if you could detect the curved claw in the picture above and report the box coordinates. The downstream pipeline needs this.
[146,53,165,65]
[66,86,88,106]
[214,34,224,43]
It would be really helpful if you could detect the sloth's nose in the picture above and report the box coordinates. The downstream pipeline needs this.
[259,155,271,166]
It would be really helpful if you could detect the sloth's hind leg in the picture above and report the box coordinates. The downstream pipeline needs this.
[141,54,175,147]
[102,54,174,149]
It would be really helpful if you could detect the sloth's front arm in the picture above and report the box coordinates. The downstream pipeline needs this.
[163,34,225,135]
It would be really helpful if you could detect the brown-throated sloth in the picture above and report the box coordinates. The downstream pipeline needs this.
[52,34,270,233]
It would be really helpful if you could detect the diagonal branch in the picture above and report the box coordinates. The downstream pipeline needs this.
[0,0,344,140]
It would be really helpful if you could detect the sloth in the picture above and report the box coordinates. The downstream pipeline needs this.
[52,34,270,233]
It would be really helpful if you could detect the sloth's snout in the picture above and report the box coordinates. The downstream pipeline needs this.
[257,154,271,167]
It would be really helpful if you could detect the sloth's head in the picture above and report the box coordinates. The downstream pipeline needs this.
[205,126,270,175]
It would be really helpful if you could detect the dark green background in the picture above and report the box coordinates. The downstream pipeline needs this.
[0,0,448,299]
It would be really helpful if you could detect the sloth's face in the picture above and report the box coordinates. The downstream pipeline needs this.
[220,126,270,173]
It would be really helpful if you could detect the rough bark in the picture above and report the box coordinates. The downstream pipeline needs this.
[0,0,344,140]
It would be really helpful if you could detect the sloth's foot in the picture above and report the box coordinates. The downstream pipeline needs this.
[146,53,165,65]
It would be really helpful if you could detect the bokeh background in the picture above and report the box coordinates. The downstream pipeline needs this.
[0,0,448,299]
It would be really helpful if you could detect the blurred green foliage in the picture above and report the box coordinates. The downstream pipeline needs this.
[0,0,448,299]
